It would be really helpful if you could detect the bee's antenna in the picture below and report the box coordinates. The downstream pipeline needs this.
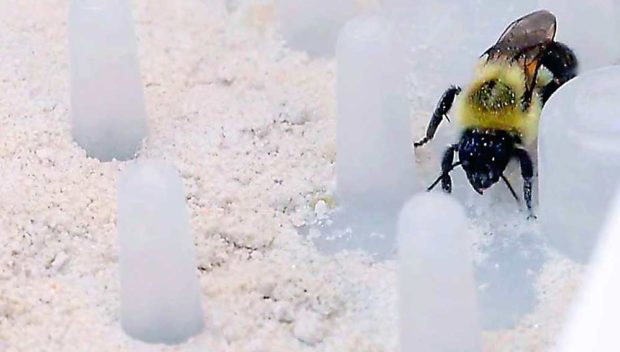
[427,162,462,191]
[427,175,443,191]
[501,174,520,204]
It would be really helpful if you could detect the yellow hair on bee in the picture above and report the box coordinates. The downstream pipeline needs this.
[454,60,542,145]
[536,65,554,88]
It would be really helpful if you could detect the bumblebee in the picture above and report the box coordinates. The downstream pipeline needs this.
[414,10,578,218]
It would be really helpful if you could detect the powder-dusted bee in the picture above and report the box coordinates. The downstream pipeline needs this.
[414,10,578,218]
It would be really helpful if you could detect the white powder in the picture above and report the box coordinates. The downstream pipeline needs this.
[0,1,583,351]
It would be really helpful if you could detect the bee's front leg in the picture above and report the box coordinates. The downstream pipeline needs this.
[514,148,535,219]
[414,85,461,147]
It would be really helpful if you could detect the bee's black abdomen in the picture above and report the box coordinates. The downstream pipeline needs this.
[540,41,579,103]
[541,41,578,77]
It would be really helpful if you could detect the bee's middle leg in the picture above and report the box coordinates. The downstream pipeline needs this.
[439,144,459,193]
[427,144,461,193]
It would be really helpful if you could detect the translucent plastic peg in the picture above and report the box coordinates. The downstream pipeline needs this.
[117,160,204,344]
[539,66,620,262]
[398,193,481,352]
[69,0,148,161]
[336,15,417,210]
[274,0,358,56]
[557,192,620,351]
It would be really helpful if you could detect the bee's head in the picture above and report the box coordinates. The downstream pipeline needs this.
[458,130,516,194]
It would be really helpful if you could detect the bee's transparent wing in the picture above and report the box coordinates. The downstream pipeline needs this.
[484,10,557,61]
[483,10,557,106]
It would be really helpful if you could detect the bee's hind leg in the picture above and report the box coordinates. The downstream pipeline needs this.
[414,85,461,147]
[514,148,535,219]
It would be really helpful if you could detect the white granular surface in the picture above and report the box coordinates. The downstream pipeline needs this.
[0,1,584,351]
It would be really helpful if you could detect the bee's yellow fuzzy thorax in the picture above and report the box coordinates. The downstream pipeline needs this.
[454,60,542,145]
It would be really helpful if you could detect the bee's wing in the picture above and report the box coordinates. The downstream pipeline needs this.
[484,10,557,62]
[484,10,557,104]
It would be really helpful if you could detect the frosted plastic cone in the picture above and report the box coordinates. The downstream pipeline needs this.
[557,192,620,351]
[336,15,416,210]
[539,66,620,262]
[117,160,204,344]
[69,0,148,161]
[398,193,481,352]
